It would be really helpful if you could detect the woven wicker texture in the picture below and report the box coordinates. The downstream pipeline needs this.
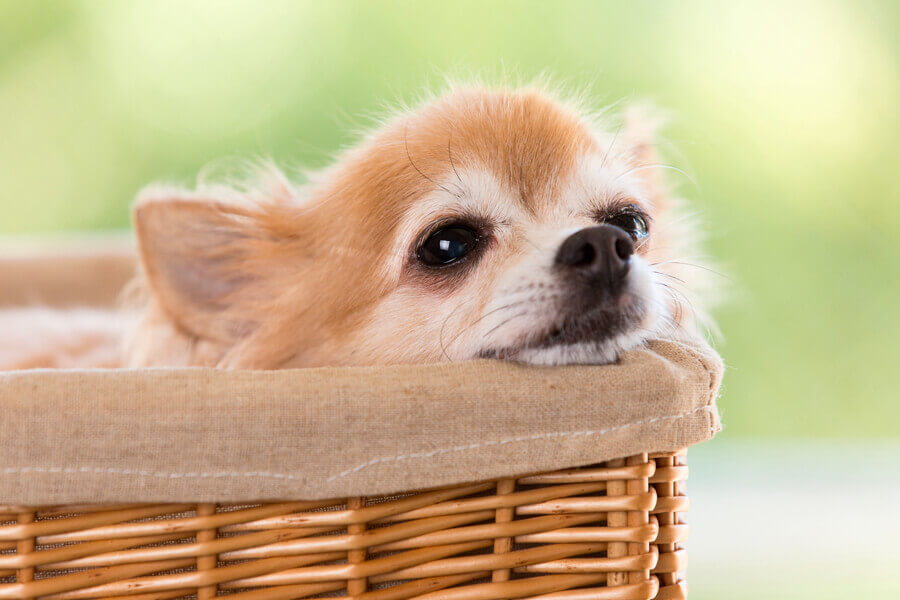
[0,452,687,600]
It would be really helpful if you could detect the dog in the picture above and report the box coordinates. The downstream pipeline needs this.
[4,85,712,370]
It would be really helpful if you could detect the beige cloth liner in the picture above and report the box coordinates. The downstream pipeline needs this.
[0,236,135,308]
[0,238,723,505]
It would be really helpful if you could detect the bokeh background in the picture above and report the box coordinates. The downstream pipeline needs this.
[2,1,898,597]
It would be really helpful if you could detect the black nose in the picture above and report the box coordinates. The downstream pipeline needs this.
[555,225,634,283]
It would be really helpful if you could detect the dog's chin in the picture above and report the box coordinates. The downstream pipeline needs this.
[476,307,653,366]
[478,328,649,366]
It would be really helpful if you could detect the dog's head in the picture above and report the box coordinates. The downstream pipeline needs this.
[130,86,709,368]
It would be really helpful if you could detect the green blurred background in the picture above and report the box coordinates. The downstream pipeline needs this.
[1,1,898,596]
[5,0,897,439]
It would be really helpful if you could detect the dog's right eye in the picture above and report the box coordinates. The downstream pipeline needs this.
[417,225,480,267]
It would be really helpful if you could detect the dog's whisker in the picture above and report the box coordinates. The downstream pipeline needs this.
[447,129,463,186]
[656,281,715,341]
[439,296,479,362]
[482,308,544,341]
[405,117,457,198]
[651,259,730,281]
[634,211,702,253]
[653,270,687,285]
[442,301,524,355]
[600,124,623,169]
[454,294,563,347]
[440,291,564,358]
[613,162,698,190]
[523,236,551,259]
[655,282,687,324]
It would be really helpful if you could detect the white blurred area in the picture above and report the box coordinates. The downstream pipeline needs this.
[687,440,900,599]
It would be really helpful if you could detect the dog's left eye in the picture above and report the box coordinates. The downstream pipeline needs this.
[417,225,479,267]
[604,211,650,240]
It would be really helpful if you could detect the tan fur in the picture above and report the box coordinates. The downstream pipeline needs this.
[4,85,711,371]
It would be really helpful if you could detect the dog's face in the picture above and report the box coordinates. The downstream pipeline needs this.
[131,87,704,368]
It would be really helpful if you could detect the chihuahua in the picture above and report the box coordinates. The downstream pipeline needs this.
[2,85,710,370]
[125,85,709,369]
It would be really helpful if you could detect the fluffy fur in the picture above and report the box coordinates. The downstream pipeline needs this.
[3,84,713,370]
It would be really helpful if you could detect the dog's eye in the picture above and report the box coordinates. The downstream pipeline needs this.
[604,211,650,240]
[417,225,479,267]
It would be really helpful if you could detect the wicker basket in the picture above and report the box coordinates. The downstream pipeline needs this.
[0,452,687,600]
[0,241,719,600]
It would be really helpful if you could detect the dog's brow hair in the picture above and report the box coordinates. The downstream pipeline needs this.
[405,117,456,198]
[601,125,623,168]
[448,129,463,186]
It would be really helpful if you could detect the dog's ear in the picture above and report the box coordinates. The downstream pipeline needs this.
[133,187,262,342]
[622,103,669,205]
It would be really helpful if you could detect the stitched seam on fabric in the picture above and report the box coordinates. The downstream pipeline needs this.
[1,405,714,482]
[325,404,710,481]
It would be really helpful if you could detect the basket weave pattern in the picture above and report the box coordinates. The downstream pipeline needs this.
[0,452,687,600]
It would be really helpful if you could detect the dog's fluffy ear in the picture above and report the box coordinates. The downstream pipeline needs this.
[133,187,260,343]
[622,103,669,205]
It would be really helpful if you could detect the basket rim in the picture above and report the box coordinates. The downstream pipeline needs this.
[0,338,721,505]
